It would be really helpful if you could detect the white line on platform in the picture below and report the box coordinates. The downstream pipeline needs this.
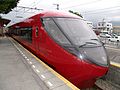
[47,81,53,86]
[27,59,29,61]
[24,56,27,59]
[29,61,32,64]
[36,69,40,73]
[19,51,22,53]
[41,75,46,79]
[32,65,36,68]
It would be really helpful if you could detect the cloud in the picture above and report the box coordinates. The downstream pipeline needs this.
[2,0,120,26]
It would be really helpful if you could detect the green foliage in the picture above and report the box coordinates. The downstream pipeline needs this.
[69,10,83,18]
[0,0,19,14]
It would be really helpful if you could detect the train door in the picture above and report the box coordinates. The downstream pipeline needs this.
[33,25,40,51]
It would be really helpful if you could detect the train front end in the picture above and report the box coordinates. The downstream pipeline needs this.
[41,11,109,89]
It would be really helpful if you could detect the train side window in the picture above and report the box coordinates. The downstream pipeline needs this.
[43,18,71,45]
[36,27,39,36]
[20,27,32,43]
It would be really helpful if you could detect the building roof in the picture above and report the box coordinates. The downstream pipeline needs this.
[0,18,10,26]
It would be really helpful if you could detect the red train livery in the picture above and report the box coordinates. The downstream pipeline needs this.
[8,11,109,89]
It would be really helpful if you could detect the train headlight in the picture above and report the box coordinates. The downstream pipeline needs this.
[79,54,84,60]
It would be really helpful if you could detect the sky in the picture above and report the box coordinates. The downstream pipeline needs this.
[1,0,120,26]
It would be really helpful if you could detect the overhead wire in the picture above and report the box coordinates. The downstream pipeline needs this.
[7,0,120,18]
[21,1,43,13]
[12,0,43,14]
[81,6,120,15]
[61,0,102,9]
[81,5,120,13]
[60,0,120,16]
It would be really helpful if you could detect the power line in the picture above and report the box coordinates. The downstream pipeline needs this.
[82,7,120,15]
[16,0,42,12]
[15,1,37,12]
[61,0,102,9]
[13,6,43,12]
[81,5,120,14]
[11,6,43,19]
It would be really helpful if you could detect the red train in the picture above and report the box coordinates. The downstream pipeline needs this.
[8,11,109,89]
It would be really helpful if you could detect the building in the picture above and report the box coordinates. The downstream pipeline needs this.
[0,18,10,36]
[97,21,113,34]
[86,21,93,28]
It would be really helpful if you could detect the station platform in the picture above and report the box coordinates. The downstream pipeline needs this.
[0,37,79,90]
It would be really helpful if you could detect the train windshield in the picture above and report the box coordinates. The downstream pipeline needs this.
[53,18,102,47]
[53,18,108,66]
[43,17,108,66]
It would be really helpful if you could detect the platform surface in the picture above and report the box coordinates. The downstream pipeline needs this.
[0,37,79,90]
[0,37,49,90]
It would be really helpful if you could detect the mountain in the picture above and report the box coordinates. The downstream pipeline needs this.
[110,21,120,26]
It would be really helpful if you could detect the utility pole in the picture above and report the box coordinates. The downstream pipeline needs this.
[53,4,59,10]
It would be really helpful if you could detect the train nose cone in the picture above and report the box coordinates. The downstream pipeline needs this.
[79,46,108,67]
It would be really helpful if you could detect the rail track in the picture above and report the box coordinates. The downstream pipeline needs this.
[94,61,120,90]
[94,84,103,90]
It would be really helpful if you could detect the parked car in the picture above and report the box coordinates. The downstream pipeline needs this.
[108,35,120,42]
[99,33,111,38]
[110,33,118,37]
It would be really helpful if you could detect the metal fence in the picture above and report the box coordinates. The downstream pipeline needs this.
[99,37,120,48]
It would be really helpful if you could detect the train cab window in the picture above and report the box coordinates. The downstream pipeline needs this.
[43,18,71,45]
[36,27,39,36]
[54,18,99,46]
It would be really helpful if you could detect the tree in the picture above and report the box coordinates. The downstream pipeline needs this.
[0,0,19,14]
[69,10,83,18]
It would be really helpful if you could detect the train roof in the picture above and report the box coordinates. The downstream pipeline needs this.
[9,11,82,27]
[39,11,81,18]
